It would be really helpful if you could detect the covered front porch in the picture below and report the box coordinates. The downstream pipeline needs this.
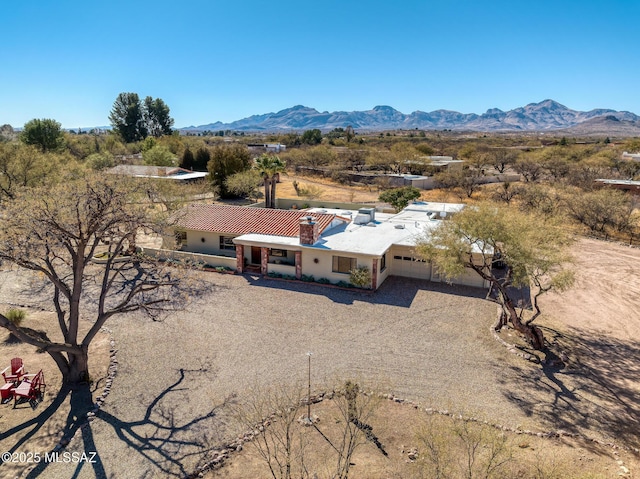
[234,243,302,279]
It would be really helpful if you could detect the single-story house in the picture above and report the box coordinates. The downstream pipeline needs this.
[157,202,489,290]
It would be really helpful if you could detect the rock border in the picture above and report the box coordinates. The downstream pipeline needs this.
[188,390,636,478]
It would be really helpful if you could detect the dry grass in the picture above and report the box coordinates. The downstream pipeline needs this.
[214,398,621,479]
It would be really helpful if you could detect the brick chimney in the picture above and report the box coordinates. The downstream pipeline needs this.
[299,216,319,245]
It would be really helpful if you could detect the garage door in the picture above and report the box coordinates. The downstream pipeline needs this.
[390,252,432,279]
[455,268,487,288]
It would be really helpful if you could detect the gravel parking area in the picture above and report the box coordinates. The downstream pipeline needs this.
[3,242,638,478]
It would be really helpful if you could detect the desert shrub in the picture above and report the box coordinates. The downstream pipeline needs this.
[6,308,26,326]
[5,308,26,343]
[349,266,372,289]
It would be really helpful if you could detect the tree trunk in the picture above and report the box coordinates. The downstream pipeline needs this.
[270,177,277,209]
[65,346,90,384]
[495,281,544,350]
[264,178,271,208]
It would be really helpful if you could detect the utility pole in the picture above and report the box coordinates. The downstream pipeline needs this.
[306,352,312,422]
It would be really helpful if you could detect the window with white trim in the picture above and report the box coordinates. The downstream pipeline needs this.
[332,256,357,274]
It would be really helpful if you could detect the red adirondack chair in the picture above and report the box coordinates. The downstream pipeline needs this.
[13,370,45,407]
[2,357,25,383]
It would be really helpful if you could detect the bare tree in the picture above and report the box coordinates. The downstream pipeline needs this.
[0,174,189,385]
[330,381,383,479]
[488,149,518,174]
[233,383,311,479]
[415,415,512,479]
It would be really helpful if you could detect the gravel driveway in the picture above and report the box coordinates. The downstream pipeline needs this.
[0,272,554,478]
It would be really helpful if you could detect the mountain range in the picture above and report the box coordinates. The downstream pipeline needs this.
[182,100,640,135]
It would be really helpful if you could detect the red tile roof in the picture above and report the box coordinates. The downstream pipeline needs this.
[176,204,339,237]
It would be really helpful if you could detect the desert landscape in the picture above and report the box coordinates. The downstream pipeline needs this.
[1,227,639,477]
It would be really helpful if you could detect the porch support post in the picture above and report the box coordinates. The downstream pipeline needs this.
[295,251,302,280]
[236,245,244,273]
[261,247,269,275]
[371,258,378,290]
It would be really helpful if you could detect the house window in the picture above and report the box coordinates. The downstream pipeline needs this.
[380,253,387,272]
[270,249,287,257]
[219,236,236,251]
[332,256,357,274]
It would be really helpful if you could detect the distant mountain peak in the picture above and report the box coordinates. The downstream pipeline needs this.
[372,105,397,111]
[528,99,568,110]
[180,100,640,134]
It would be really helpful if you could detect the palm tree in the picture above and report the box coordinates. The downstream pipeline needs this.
[254,154,286,208]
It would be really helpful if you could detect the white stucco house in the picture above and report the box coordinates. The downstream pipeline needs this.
[155,202,489,290]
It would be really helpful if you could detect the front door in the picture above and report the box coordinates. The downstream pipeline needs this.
[251,247,261,265]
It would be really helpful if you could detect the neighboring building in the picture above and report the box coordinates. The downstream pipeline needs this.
[107,165,209,182]
[595,178,640,194]
[622,152,640,162]
[424,156,464,172]
[248,143,287,153]
[151,202,488,290]
[386,174,435,189]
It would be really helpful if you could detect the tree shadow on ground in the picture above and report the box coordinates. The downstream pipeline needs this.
[0,385,71,455]
[499,326,640,453]
[0,368,234,478]
[244,274,487,307]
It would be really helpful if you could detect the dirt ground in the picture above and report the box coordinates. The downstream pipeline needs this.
[0,309,110,478]
[540,237,640,340]
[215,399,621,479]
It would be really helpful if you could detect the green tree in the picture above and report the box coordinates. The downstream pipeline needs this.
[254,154,287,208]
[415,203,574,350]
[0,174,185,384]
[301,129,322,145]
[85,152,115,171]
[20,118,65,152]
[564,188,637,237]
[193,147,211,171]
[0,143,61,201]
[226,169,263,202]
[143,96,174,137]
[109,92,147,143]
[180,146,195,170]
[143,145,176,166]
[207,144,252,197]
[435,169,483,199]
[378,186,421,212]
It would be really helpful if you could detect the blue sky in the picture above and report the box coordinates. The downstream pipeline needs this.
[2,0,639,129]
